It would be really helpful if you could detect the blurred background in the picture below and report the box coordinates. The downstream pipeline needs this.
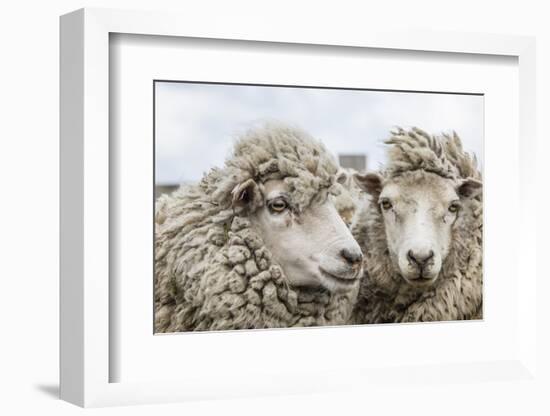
[155,82,483,198]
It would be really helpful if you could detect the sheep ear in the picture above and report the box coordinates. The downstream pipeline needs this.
[457,178,482,199]
[231,178,259,207]
[336,170,348,185]
[354,172,383,196]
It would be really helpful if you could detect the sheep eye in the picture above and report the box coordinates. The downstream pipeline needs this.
[448,202,460,213]
[380,199,392,211]
[268,199,288,213]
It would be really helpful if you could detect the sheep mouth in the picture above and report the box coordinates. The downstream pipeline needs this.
[318,267,359,287]
[402,273,438,287]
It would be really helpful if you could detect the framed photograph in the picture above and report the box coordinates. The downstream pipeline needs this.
[152,80,485,334]
[60,8,538,408]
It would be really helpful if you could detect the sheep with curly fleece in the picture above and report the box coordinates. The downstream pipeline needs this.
[155,124,364,332]
[351,127,483,324]
[333,167,368,228]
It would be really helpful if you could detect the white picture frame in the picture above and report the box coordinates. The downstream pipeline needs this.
[60,7,538,408]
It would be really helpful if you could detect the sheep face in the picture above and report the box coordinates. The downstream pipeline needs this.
[355,170,481,287]
[244,179,363,293]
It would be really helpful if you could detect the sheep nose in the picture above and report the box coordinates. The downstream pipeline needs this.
[407,249,434,267]
[340,248,363,266]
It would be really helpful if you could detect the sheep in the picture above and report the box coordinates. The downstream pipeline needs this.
[351,127,483,323]
[155,124,364,332]
[332,167,367,228]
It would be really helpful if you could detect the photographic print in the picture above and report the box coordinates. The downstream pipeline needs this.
[154,81,483,333]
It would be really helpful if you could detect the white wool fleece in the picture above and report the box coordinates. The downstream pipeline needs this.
[155,124,358,332]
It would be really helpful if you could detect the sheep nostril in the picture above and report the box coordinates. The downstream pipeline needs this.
[341,248,363,266]
[408,249,434,267]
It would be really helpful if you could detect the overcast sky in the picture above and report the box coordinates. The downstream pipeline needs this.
[155,82,483,185]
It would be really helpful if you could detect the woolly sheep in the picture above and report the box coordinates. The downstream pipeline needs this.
[332,167,368,227]
[351,127,483,323]
[155,124,364,332]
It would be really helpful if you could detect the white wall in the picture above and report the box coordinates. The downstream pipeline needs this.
[1,1,547,415]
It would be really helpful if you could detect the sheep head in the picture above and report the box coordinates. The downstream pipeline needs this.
[331,167,367,228]
[355,170,481,286]
[234,178,363,293]
[206,124,364,294]
[353,127,482,289]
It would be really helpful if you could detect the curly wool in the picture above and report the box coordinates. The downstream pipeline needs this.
[352,127,483,323]
[155,124,358,332]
